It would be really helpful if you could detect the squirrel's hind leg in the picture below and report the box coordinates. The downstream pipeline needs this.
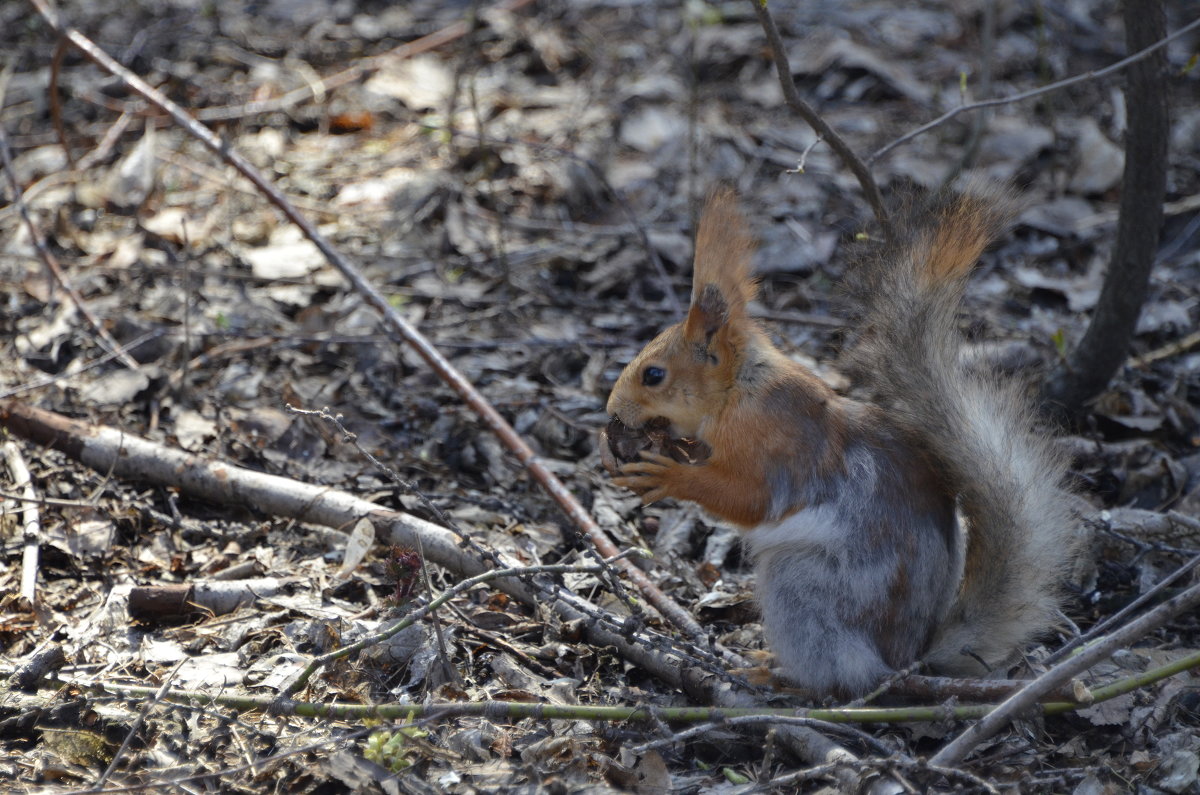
[753,547,900,698]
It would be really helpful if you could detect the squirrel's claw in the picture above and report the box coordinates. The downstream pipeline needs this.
[628,451,677,468]
[612,451,680,503]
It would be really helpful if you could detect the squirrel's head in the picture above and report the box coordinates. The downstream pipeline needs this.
[606,187,757,441]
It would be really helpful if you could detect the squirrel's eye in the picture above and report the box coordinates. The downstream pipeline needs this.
[642,366,666,387]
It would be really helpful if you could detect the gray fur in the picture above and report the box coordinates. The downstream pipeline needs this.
[746,187,1081,695]
[747,440,961,696]
[843,186,1082,676]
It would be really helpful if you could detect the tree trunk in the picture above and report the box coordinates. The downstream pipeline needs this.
[1040,0,1169,419]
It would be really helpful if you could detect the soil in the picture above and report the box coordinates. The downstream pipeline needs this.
[2,0,1200,792]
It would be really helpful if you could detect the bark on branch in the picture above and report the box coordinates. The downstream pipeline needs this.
[1039,0,1170,418]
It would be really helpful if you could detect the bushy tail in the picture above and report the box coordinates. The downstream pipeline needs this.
[844,186,1080,674]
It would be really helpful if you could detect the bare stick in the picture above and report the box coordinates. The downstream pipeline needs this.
[50,37,74,167]
[871,673,1080,705]
[59,645,1200,729]
[2,441,41,602]
[939,0,997,186]
[632,713,896,757]
[747,0,888,229]
[26,0,714,651]
[930,578,1200,767]
[1132,329,1200,367]
[871,13,1200,165]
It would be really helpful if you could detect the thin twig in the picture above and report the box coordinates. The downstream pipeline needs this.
[57,645,1200,729]
[27,0,720,655]
[0,489,101,508]
[931,579,1200,767]
[898,758,1001,795]
[632,714,896,758]
[1043,547,1200,666]
[412,532,463,687]
[95,660,186,787]
[747,0,888,229]
[50,37,74,167]
[871,14,1200,165]
[0,91,140,372]
[281,558,629,697]
[76,110,134,171]
[0,330,163,400]
[1132,328,1200,367]
[939,0,997,186]
[785,134,823,175]
[1076,647,1200,706]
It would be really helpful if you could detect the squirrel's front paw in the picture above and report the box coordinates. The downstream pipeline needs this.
[612,452,681,504]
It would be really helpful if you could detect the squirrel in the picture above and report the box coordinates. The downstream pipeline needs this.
[602,186,1081,698]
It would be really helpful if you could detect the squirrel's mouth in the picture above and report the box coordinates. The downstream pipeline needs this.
[599,416,711,473]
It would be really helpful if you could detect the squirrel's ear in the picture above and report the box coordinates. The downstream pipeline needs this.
[686,283,729,341]
[684,186,757,343]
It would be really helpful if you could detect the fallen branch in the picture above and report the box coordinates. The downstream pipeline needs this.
[1,441,41,603]
[931,578,1200,767]
[26,0,711,652]
[0,400,735,700]
[881,674,1081,705]
[126,580,293,622]
[1131,328,1200,367]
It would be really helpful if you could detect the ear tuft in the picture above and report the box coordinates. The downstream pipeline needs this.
[689,187,757,325]
[692,283,729,340]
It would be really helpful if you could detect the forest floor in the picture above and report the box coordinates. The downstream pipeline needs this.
[2,0,1200,792]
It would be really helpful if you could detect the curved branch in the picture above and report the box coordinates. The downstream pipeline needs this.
[747,0,888,230]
